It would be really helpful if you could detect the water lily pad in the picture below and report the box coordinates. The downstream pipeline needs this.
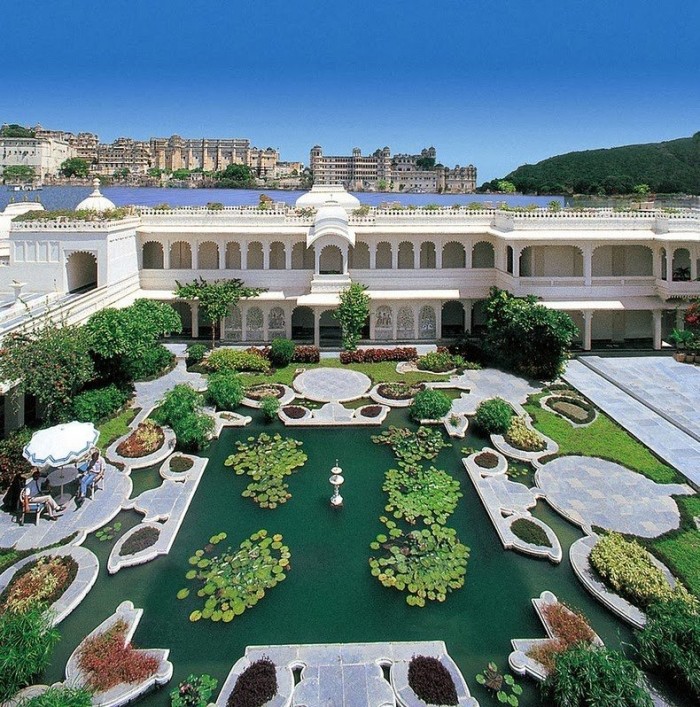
[177,588,190,600]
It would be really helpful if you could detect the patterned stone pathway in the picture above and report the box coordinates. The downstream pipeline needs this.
[536,456,693,537]
[564,358,700,486]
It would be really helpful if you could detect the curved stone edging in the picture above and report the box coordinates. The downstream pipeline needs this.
[491,417,558,464]
[293,368,372,403]
[443,413,468,438]
[469,447,509,476]
[279,402,389,426]
[540,393,597,428]
[369,383,415,408]
[106,425,176,471]
[215,656,293,707]
[241,384,295,409]
[569,536,678,629]
[65,600,173,707]
[212,410,252,437]
[0,546,99,626]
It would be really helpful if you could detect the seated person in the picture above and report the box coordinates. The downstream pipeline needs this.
[77,449,105,501]
[24,470,64,520]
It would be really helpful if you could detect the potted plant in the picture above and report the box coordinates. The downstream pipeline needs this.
[669,328,694,362]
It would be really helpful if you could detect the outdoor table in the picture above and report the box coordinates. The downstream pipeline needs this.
[47,466,80,505]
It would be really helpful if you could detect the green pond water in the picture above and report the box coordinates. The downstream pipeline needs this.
[42,408,688,706]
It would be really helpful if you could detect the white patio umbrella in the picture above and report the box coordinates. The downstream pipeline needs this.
[23,421,99,468]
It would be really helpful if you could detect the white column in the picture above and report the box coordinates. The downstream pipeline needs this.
[512,246,521,278]
[465,242,473,270]
[263,243,270,270]
[285,306,292,339]
[218,244,226,270]
[219,317,225,341]
[314,248,321,275]
[191,243,199,270]
[436,243,443,269]
[369,243,377,269]
[163,242,170,270]
[413,243,420,269]
[666,248,674,282]
[463,300,472,334]
[653,248,663,279]
[436,304,443,341]
[653,310,663,350]
[342,246,349,275]
[241,306,248,342]
[285,244,292,270]
[582,310,593,351]
[313,309,320,347]
[691,249,698,281]
[263,307,269,342]
[583,245,593,286]
[392,306,398,341]
[391,243,398,270]
[369,307,376,341]
[676,308,685,330]
[191,302,199,339]
[240,242,248,270]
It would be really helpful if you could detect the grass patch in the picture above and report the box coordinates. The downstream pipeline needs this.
[97,408,138,450]
[524,393,678,484]
[241,359,450,387]
[652,530,700,597]
[0,532,79,574]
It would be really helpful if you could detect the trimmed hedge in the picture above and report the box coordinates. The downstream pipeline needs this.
[292,345,320,363]
[123,343,174,381]
[475,398,514,435]
[205,349,270,373]
[186,343,208,366]
[416,351,465,372]
[511,517,552,548]
[269,338,295,366]
[409,389,452,421]
[71,384,131,423]
[340,347,417,364]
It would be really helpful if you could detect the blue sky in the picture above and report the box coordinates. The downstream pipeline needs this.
[2,0,699,181]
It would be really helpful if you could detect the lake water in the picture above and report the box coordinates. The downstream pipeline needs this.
[0,186,564,212]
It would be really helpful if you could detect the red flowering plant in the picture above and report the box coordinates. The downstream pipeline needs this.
[684,300,700,331]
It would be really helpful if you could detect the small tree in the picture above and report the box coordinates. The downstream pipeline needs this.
[269,338,295,367]
[2,165,35,183]
[260,395,280,421]
[475,398,514,434]
[60,158,90,178]
[496,180,517,194]
[175,278,265,348]
[410,389,452,422]
[334,282,370,351]
[633,183,651,202]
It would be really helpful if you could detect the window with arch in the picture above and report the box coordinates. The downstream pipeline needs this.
[247,242,264,270]
[397,242,415,269]
[376,242,392,269]
[268,307,286,338]
[225,242,241,269]
[420,242,436,268]
[142,242,164,269]
[198,241,219,270]
[396,306,415,339]
[418,305,436,340]
[375,305,393,340]
[246,306,264,340]
[170,241,192,269]
[442,241,466,268]
[223,305,242,341]
[472,241,495,268]
[269,242,286,270]
[350,242,370,269]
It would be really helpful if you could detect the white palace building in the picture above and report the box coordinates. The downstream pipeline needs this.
[1,183,699,356]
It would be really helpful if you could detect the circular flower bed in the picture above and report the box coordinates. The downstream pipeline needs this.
[359,405,383,418]
[179,530,290,623]
[169,455,194,473]
[545,396,595,424]
[475,451,499,469]
[0,555,78,613]
[227,658,277,707]
[408,656,458,706]
[376,382,423,400]
[245,384,286,401]
[119,527,161,557]
[116,421,164,458]
[282,405,306,420]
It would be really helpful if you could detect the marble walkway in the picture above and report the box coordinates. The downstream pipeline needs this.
[564,359,700,486]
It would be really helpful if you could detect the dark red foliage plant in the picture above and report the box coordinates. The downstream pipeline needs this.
[407,655,458,706]
[227,658,277,707]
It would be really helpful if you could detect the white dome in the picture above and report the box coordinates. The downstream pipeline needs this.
[2,202,45,217]
[307,198,356,248]
[75,179,116,212]
[295,185,360,211]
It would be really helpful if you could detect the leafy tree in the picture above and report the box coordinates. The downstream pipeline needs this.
[206,371,244,410]
[2,165,35,182]
[171,168,191,180]
[484,287,577,380]
[496,180,517,193]
[215,163,254,187]
[147,167,164,177]
[260,394,280,421]
[0,124,35,138]
[334,282,370,351]
[633,183,651,197]
[377,178,388,191]
[410,389,452,421]
[542,646,652,707]
[60,158,90,178]
[475,398,514,434]
[0,605,61,700]
[151,384,213,452]
[113,167,130,180]
[0,320,94,423]
[175,278,265,348]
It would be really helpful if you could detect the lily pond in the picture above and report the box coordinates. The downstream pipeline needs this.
[41,408,688,706]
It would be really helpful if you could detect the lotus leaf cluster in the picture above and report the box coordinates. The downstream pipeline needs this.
[372,426,449,462]
[224,432,307,508]
[383,463,462,525]
[369,521,469,606]
[179,530,290,623]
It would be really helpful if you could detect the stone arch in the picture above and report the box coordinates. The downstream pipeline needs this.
[171,301,192,335]
[142,241,164,269]
[319,309,341,343]
[198,241,219,270]
[420,242,436,269]
[442,241,466,268]
[246,306,264,340]
[397,241,414,269]
[269,241,286,270]
[170,241,192,269]
[441,301,465,338]
[374,305,393,340]
[247,242,264,270]
[291,306,314,340]
[350,241,370,269]
[268,306,286,338]
[592,244,653,277]
[472,241,495,268]
[396,306,415,340]
[225,242,241,269]
[319,244,344,274]
[418,305,436,340]
[222,305,242,341]
[673,247,691,281]
[292,242,315,269]
[376,242,392,269]
[66,251,97,293]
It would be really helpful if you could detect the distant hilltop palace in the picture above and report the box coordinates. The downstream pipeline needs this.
[310,146,477,193]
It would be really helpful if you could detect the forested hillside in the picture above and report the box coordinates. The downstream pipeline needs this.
[483,132,700,195]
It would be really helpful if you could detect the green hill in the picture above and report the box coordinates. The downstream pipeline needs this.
[488,132,700,195]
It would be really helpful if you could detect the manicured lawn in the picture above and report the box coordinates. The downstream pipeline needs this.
[524,394,679,484]
[97,408,138,450]
[242,360,450,387]
[653,530,700,597]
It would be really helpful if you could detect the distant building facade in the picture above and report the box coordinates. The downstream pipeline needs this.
[309,145,476,193]
[0,131,75,180]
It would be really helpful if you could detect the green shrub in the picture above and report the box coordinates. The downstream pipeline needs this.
[511,517,552,547]
[170,673,218,707]
[123,343,173,381]
[475,398,514,435]
[409,389,452,422]
[269,338,295,367]
[205,348,269,373]
[18,686,93,706]
[505,416,546,451]
[152,384,214,452]
[71,384,131,423]
[260,395,281,421]
[0,427,33,490]
[186,343,208,366]
[206,372,244,410]
[416,351,464,373]
[0,605,60,700]
[637,598,700,699]
[590,532,693,608]
[542,646,652,707]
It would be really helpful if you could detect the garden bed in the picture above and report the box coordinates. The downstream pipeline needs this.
[475,451,499,469]
[359,405,383,418]
[281,405,307,420]
[377,382,423,400]
[119,526,161,557]
[116,421,164,458]
[245,384,286,401]
[543,395,596,425]
[0,555,78,613]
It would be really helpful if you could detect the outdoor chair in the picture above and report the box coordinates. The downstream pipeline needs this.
[17,488,44,526]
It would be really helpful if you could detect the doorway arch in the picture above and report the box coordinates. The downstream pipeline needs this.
[66,251,97,293]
